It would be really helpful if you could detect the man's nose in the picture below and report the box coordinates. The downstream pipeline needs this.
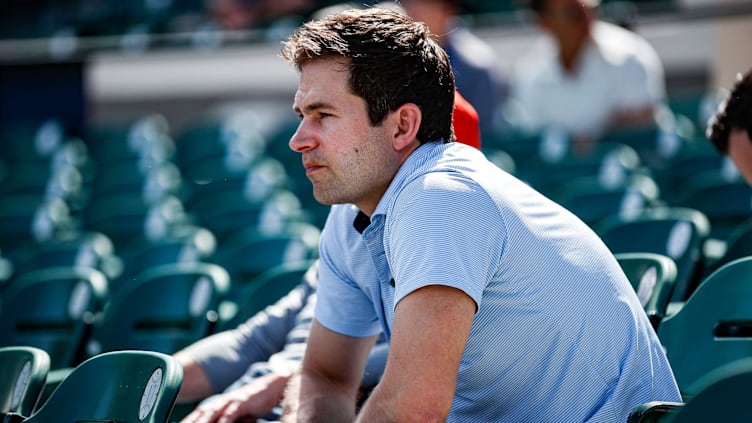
[289,120,316,152]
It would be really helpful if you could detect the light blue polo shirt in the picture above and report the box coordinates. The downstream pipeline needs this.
[315,141,680,422]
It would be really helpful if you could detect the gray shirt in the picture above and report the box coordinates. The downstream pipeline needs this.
[183,261,386,395]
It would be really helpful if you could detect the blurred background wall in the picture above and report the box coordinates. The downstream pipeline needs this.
[1,0,749,137]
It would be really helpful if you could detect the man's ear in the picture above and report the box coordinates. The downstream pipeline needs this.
[392,103,421,151]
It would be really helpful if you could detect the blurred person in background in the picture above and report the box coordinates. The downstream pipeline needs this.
[206,0,318,30]
[398,0,508,135]
[707,68,752,185]
[509,0,666,154]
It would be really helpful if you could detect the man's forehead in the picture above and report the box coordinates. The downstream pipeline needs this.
[294,61,351,107]
[293,84,335,109]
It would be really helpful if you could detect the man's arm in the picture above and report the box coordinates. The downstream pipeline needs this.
[356,285,476,422]
[282,319,379,422]
[174,351,214,403]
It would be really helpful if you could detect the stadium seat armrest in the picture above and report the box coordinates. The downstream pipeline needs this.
[627,401,684,423]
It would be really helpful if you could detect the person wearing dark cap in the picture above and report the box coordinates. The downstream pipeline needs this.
[510,0,666,153]
[707,69,752,185]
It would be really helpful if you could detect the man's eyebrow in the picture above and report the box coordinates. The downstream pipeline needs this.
[293,101,336,115]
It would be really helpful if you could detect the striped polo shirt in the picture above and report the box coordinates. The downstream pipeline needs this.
[315,141,680,422]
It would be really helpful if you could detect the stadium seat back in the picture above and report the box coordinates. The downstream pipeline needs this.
[0,267,109,368]
[220,259,317,331]
[0,346,50,418]
[87,262,229,356]
[657,257,752,398]
[596,207,710,303]
[614,252,678,329]
[628,357,752,422]
[23,350,182,423]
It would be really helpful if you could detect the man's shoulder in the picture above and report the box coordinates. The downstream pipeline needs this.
[593,21,658,63]
[393,146,503,213]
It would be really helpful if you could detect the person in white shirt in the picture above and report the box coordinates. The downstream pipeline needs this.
[510,0,666,154]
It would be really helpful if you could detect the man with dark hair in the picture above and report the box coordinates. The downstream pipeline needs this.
[169,84,480,423]
[280,7,679,421]
[707,69,752,185]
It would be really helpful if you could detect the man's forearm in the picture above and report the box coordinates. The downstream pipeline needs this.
[174,351,214,403]
[281,370,358,423]
[355,383,448,423]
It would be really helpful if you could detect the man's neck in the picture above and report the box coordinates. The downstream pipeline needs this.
[558,35,588,75]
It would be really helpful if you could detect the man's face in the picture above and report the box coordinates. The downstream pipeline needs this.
[539,0,592,42]
[728,127,752,185]
[289,59,402,214]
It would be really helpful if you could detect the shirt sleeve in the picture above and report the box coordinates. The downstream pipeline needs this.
[385,171,506,309]
[182,278,315,393]
[314,210,383,338]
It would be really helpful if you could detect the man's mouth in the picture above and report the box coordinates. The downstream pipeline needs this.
[303,158,324,176]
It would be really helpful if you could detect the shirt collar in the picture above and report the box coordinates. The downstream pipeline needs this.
[353,210,371,234]
[372,141,447,218]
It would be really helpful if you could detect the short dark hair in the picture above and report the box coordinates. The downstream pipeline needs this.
[526,0,547,14]
[523,0,600,15]
[707,70,752,154]
[280,7,456,144]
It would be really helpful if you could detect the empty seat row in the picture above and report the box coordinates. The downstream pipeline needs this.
[0,345,182,423]
[0,258,318,372]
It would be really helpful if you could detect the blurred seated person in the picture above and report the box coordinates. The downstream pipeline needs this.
[706,68,752,185]
[206,0,318,30]
[509,0,666,154]
[399,0,507,134]
[172,94,479,423]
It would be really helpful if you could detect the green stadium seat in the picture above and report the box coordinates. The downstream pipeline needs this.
[628,357,752,422]
[0,267,109,369]
[218,259,317,331]
[0,346,50,420]
[24,350,182,423]
[11,230,122,282]
[656,257,752,399]
[555,173,662,228]
[671,169,752,241]
[703,217,752,277]
[212,222,320,298]
[85,262,229,357]
[615,252,678,330]
[596,207,710,303]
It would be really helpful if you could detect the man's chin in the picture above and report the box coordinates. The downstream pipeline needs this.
[312,194,347,207]
[312,191,335,206]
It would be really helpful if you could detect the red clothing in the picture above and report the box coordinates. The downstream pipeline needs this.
[453,91,481,149]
